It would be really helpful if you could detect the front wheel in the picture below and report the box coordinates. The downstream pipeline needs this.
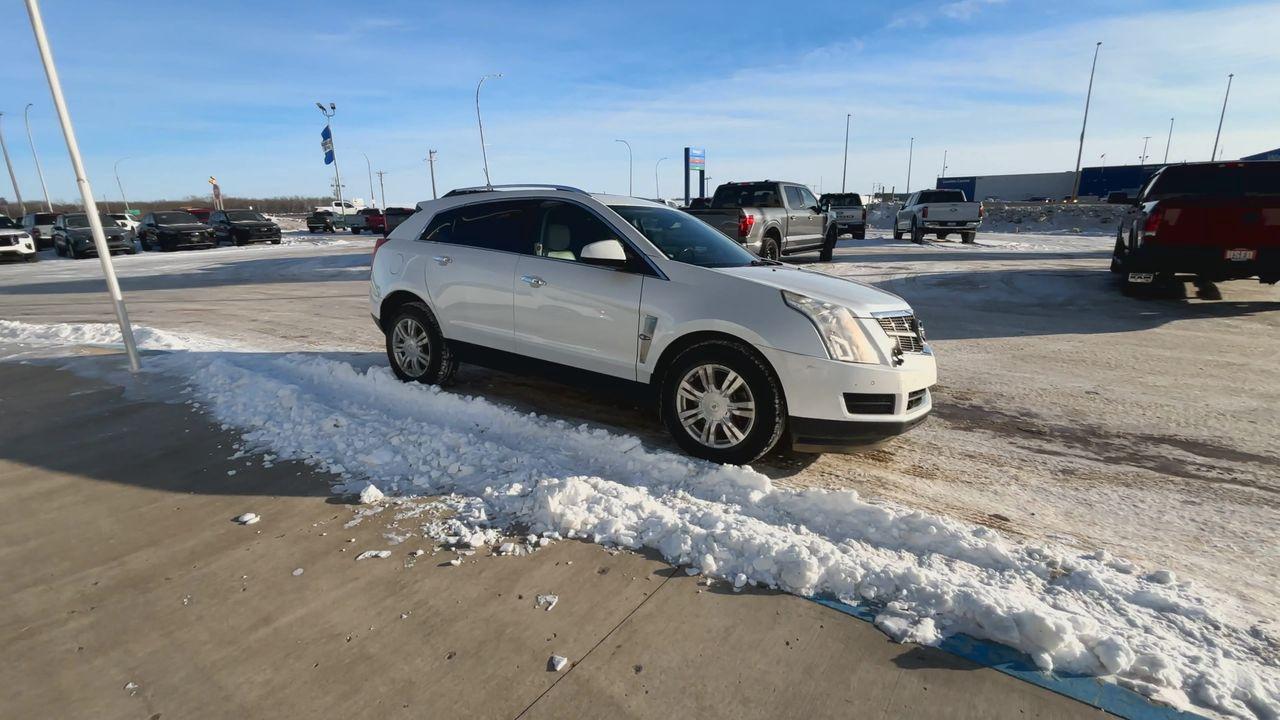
[384,302,456,385]
[892,220,904,241]
[910,218,924,245]
[819,226,836,262]
[659,340,785,465]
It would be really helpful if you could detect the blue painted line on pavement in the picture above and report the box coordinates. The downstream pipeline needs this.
[810,597,1206,720]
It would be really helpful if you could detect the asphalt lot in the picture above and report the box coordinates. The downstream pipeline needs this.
[1,227,1276,632]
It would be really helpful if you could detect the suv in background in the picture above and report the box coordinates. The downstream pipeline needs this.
[21,211,59,250]
[306,210,345,233]
[1110,160,1280,297]
[137,210,215,251]
[684,181,837,261]
[209,209,282,246]
[370,184,936,465]
[0,215,37,262]
[52,213,136,258]
[819,193,867,240]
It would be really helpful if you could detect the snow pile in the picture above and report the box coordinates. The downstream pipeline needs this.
[0,320,239,353]
[6,320,1278,719]
[867,202,1124,236]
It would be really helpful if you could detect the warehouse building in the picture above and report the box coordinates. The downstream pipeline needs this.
[936,164,1161,202]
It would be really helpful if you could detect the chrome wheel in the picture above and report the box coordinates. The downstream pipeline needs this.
[676,363,756,449]
[391,317,431,378]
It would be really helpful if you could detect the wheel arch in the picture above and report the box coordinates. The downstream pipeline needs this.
[377,289,431,332]
[648,329,787,406]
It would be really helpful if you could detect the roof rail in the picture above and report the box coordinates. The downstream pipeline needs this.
[443,183,587,197]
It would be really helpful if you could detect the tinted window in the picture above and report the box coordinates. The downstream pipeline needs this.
[33,213,58,224]
[1143,163,1280,200]
[154,212,200,224]
[710,183,783,209]
[798,187,819,208]
[0,217,19,229]
[610,204,758,268]
[421,200,534,254]
[534,201,624,263]
[918,190,967,203]
[63,214,115,229]
[783,186,807,209]
[225,211,266,221]
[821,193,862,207]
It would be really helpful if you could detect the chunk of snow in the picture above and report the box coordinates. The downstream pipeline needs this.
[292,568,304,576]
[549,654,569,672]
[355,550,391,561]
[358,484,385,504]
[448,558,462,567]
[233,512,260,525]
[1146,569,1177,585]
[536,594,558,611]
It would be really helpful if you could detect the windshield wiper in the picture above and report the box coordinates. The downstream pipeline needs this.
[749,258,781,266]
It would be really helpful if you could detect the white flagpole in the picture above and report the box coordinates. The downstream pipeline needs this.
[24,0,141,372]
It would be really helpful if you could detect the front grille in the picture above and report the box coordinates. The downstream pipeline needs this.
[876,314,925,354]
[843,393,895,415]
[906,388,928,411]
[2,237,17,246]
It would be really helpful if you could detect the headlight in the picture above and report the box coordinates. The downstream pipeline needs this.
[783,290,880,364]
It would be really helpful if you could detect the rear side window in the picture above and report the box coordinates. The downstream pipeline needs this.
[420,200,535,254]
[918,190,967,203]
[1144,163,1280,200]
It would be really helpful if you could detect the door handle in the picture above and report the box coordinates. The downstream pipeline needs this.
[432,255,452,266]
[520,275,546,288]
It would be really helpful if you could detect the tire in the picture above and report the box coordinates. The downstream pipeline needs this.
[271,238,281,245]
[54,241,64,257]
[961,232,976,244]
[1109,236,1126,273]
[759,235,780,261]
[351,228,361,235]
[819,226,836,262]
[384,302,456,385]
[937,233,949,240]
[658,339,785,465]
[910,218,924,245]
[892,220,903,241]
[853,228,866,240]
[24,254,37,263]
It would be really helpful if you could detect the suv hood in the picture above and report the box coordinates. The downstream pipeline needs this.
[71,227,127,237]
[714,264,911,316]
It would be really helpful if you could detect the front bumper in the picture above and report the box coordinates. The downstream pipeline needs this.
[160,233,214,249]
[72,238,134,255]
[1127,244,1280,282]
[0,238,36,256]
[757,344,936,452]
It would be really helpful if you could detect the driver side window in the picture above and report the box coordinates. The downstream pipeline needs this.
[783,186,806,209]
[798,187,819,209]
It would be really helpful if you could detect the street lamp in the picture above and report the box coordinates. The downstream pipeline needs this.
[905,137,914,193]
[614,139,632,196]
[1071,41,1102,202]
[1140,136,1151,165]
[24,104,52,212]
[0,112,25,216]
[654,156,668,199]
[114,157,131,214]
[841,113,851,193]
[476,73,502,188]
[316,102,345,215]
[1211,74,1233,162]
[362,152,375,209]
[1164,117,1174,164]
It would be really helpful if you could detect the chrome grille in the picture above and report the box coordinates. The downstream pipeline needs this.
[876,314,925,354]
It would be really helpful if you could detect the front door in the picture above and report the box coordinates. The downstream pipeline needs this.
[512,200,644,380]
[783,185,823,249]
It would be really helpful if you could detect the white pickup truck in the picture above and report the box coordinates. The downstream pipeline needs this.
[314,199,364,217]
[892,189,983,244]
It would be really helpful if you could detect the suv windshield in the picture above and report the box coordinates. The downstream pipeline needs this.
[918,190,967,203]
[225,211,267,222]
[63,214,115,229]
[820,193,862,207]
[33,213,58,224]
[710,183,784,209]
[155,212,200,224]
[1142,163,1280,200]
[0,217,19,229]
[609,204,759,268]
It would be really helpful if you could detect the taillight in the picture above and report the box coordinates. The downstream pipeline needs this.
[738,214,756,238]
[1142,208,1165,237]
[979,204,985,218]
[922,207,929,219]
[373,235,391,257]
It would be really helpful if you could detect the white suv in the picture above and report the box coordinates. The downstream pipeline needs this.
[369,185,936,464]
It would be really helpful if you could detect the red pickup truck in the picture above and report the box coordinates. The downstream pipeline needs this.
[1110,161,1279,297]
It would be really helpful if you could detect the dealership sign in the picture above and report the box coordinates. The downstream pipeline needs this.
[688,147,705,170]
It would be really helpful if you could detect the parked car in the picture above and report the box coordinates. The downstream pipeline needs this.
[819,193,867,239]
[21,211,58,249]
[107,213,140,232]
[314,200,362,216]
[306,210,346,233]
[136,210,215,251]
[0,215,37,262]
[893,189,984,244]
[209,209,282,246]
[52,213,136,258]
[179,207,214,224]
[381,207,415,236]
[1110,160,1280,296]
[348,208,386,235]
[369,184,936,465]
[684,181,837,261]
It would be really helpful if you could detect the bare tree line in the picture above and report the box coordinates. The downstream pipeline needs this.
[2,195,332,217]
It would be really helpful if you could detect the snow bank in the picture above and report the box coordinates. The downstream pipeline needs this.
[868,202,1125,236]
[0,320,239,353]
[7,320,1277,719]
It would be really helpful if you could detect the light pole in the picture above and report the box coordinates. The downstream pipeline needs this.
[654,156,668,199]
[0,113,25,216]
[113,157,131,214]
[426,149,438,199]
[24,104,51,212]
[1140,136,1151,165]
[1099,153,1106,171]
[476,73,501,188]
[362,152,376,209]
[905,137,914,193]
[614,139,633,196]
[940,149,948,179]
[841,113,850,193]
[376,170,386,210]
[315,102,345,215]
[24,0,139,371]
[1071,41,1102,202]
[1163,117,1174,164]
[1211,73,1233,162]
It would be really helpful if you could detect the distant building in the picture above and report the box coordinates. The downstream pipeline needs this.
[1241,147,1280,162]
[937,164,1162,202]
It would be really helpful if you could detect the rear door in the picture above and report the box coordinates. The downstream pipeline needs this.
[512,200,645,380]
[416,200,535,353]
[783,185,823,249]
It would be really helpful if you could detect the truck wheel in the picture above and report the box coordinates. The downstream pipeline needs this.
[910,218,924,245]
[658,339,785,465]
[937,233,949,240]
[760,235,780,261]
[892,221,903,241]
[819,226,837,261]
[961,232,976,244]
[1109,236,1126,273]
[385,302,456,385]
[853,227,866,240]
[351,227,361,235]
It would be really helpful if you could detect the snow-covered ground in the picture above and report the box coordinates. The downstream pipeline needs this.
[868,201,1127,236]
[1,229,1277,719]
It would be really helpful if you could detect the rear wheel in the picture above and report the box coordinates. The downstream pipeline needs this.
[384,302,456,385]
[24,254,37,262]
[819,226,837,261]
[759,235,780,261]
[1109,236,1126,273]
[910,218,924,244]
[892,219,904,241]
[659,340,785,465]
[961,232,976,244]
[853,227,866,240]
[351,227,361,235]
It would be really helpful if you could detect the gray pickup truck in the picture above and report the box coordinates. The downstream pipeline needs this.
[684,180,838,261]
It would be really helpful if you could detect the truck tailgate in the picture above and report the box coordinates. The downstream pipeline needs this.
[1156,197,1280,250]
[686,209,744,240]
[921,203,980,222]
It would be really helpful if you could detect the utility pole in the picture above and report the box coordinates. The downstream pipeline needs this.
[114,157,131,214]
[316,102,344,216]
[654,156,667,199]
[1071,41,1102,202]
[905,137,914,193]
[362,152,376,208]
[1140,136,1151,165]
[1163,117,1174,164]
[614,139,632,196]
[476,73,501,188]
[375,170,386,210]
[24,0,139,371]
[841,113,850,193]
[24,104,52,212]
[1211,73,1233,162]
[426,150,438,199]
[0,113,26,216]
[940,149,948,179]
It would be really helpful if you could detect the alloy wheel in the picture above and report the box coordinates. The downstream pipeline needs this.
[675,363,757,449]
[391,317,432,378]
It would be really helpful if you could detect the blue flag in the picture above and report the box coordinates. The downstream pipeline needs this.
[321,125,335,165]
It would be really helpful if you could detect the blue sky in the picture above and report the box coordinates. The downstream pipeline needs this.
[1,0,1276,207]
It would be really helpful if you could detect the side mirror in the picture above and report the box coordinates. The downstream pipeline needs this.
[810,205,822,214]
[580,239,628,268]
